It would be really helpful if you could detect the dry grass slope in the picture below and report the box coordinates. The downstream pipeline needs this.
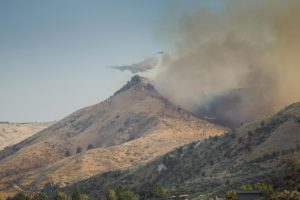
[0,122,52,150]
[64,102,300,199]
[0,76,226,199]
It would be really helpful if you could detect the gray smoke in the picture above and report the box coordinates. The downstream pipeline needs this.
[154,0,300,126]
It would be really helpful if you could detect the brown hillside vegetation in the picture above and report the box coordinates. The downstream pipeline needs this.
[0,122,52,150]
[0,76,226,199]
[63,102,300,199]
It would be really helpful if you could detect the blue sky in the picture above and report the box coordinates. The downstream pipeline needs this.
[0,0,220,122]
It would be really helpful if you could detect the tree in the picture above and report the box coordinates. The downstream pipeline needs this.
[55,192,71,200]
[65,150,71,157]
[118,190,138,200]
[72,188,81,200]
[107,189,117,200]
[225,190,237,200]
[254,183,274,197]
[152,183,167,198]
[87,144,94,151]
[287,158,300,176]
[80,195,89,200]
[116,186,138,200]
[247,131,253,137]
[32,193,47,200]
[9,192,30,200]
[76,147,82,154]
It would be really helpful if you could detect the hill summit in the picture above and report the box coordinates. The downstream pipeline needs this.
[0,75,226,198]
[114,75,156,95]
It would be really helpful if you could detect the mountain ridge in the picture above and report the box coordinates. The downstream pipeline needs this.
[0,75,226,199]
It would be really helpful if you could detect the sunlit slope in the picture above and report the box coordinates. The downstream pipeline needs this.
[0,75,226,198]
[66,102,300,199]
[0,122,52,150]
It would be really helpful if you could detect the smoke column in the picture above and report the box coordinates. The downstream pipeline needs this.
[154,0,300,126]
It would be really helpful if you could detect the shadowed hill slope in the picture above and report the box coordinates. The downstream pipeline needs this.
[64,102,300,199]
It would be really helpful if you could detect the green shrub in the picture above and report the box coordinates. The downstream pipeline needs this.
[254,183,274,196]
[76,147,82,154]
[240,183,274,197]
[65,150,71,157]
[87,144,94,150]
[9,192,30,200]
[152,183,168,198]
[287,158,300,176]
[225,189,237,200]
[240,185,254,191]
[32,193,47,200]
[118,190,137,200]
[107,189,117,200]
[72,188,81,200]
[55,192,71,200]
[116,186,138,200]
[80,195,89,200]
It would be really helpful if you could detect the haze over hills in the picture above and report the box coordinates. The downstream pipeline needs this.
[0,122,52,150]
[2,1,300,200]
[0,75,226,198]
[63,102,300,199]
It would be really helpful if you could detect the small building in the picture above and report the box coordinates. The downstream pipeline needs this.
[237,190,264,200]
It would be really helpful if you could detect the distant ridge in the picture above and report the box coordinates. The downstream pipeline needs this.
[0,122,52,150]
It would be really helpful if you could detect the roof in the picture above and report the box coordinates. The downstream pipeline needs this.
[237,190,263,194]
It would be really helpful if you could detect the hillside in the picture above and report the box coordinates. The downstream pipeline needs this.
[0,76,226,198]
[64,102,300,199]
[0,122,52,150]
